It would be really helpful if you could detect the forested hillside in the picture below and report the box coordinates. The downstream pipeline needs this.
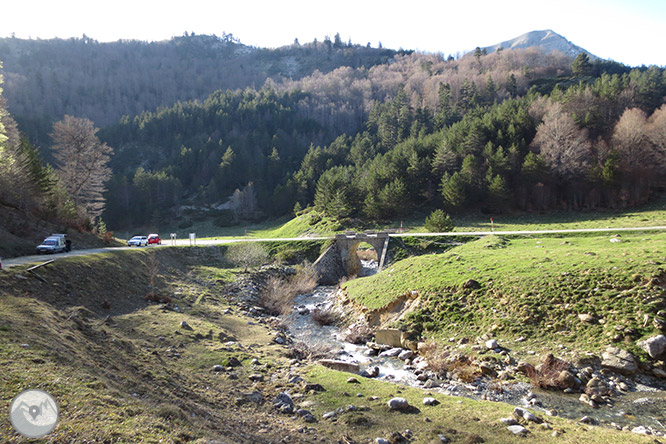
[296,60,666,220]
[0,33,404,144]
[99,46,575,228]
[1,33,665,233]
[100,46,666,228]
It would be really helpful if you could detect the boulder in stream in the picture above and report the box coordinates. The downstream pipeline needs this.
[360,366,380,378]
[379,347,403,358]
[318,359,360,374]
[375,329,404,348]
[601,346,638,375]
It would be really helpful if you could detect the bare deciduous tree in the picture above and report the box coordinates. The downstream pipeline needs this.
[610,107,666,206]
[229,181,258,221]
[225,242,268,272]
[51,115,113,220]
[647,105,666,160]
[612,108,653,168]
[531,103,592,179]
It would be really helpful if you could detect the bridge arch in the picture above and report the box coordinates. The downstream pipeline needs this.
[313,232,390,284]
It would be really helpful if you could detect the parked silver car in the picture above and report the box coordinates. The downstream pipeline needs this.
[127,235,148,247]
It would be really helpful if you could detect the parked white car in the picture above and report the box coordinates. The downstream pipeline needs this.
[127,235,148,247]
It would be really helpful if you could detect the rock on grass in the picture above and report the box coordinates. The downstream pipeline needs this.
[387,397,410,411]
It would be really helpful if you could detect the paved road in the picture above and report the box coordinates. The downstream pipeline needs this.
[2,225,665,270]
[0,236,329,270]
[393,225,666,237]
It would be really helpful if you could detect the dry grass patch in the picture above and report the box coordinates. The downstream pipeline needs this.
[420,338,451,375]
[525,353,575,390]
[259,265,318,315]
[312,305,341,326]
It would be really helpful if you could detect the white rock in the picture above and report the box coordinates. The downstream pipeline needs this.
[423,397,437,406]
[514,406,540,423]
[423,379,440,389]
[379,347,403,358]
[486,339,499,349]
[507,425,528,435]
[387,397,409,411]
[638,335,666,360]
[631,426,650,435]
[398,350,414,360]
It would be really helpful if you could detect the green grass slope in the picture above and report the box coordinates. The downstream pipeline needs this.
[345,232,666,356]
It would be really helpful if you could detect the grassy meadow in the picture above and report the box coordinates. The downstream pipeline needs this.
[345,231,666,358]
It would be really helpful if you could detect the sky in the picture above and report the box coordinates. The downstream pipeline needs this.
[3,0,666,67]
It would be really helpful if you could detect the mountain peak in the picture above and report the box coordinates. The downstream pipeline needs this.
[482,29,596,59]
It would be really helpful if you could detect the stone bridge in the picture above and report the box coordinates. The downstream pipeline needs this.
[313,232,390,285]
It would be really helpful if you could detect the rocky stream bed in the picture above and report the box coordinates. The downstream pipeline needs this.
[230,262,666,438]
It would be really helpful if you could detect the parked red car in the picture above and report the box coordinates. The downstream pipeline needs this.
[147,234,162,245]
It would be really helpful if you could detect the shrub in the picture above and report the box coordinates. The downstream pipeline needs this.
[425,209,454,232]
[525,353,574,390]
[356,248,378,261]
[225,242,269,272]
[421,347,482,383]
[448,355,481,383]
[419,339,450,375]
[312,306,341,326]
[259,266,318,315]
[289,264,318,295]
[145,293,172,304]
[260,276,294,315]
[213,209,235,227]
[103,231,114,244]
[288,340,334,360]
[178,219,193,229]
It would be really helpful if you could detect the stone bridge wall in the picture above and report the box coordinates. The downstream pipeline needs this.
[313,232,389,284]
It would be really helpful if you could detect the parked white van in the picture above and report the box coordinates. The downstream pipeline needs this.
[36,234,69,254]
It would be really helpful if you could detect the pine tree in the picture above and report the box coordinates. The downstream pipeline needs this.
[572,53,593,77]
[506,73,517,98]
[424,209,454,232]
[487,174,511,212]
[440,172,467,209]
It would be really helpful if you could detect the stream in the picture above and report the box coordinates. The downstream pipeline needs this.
[283,261,666,434]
